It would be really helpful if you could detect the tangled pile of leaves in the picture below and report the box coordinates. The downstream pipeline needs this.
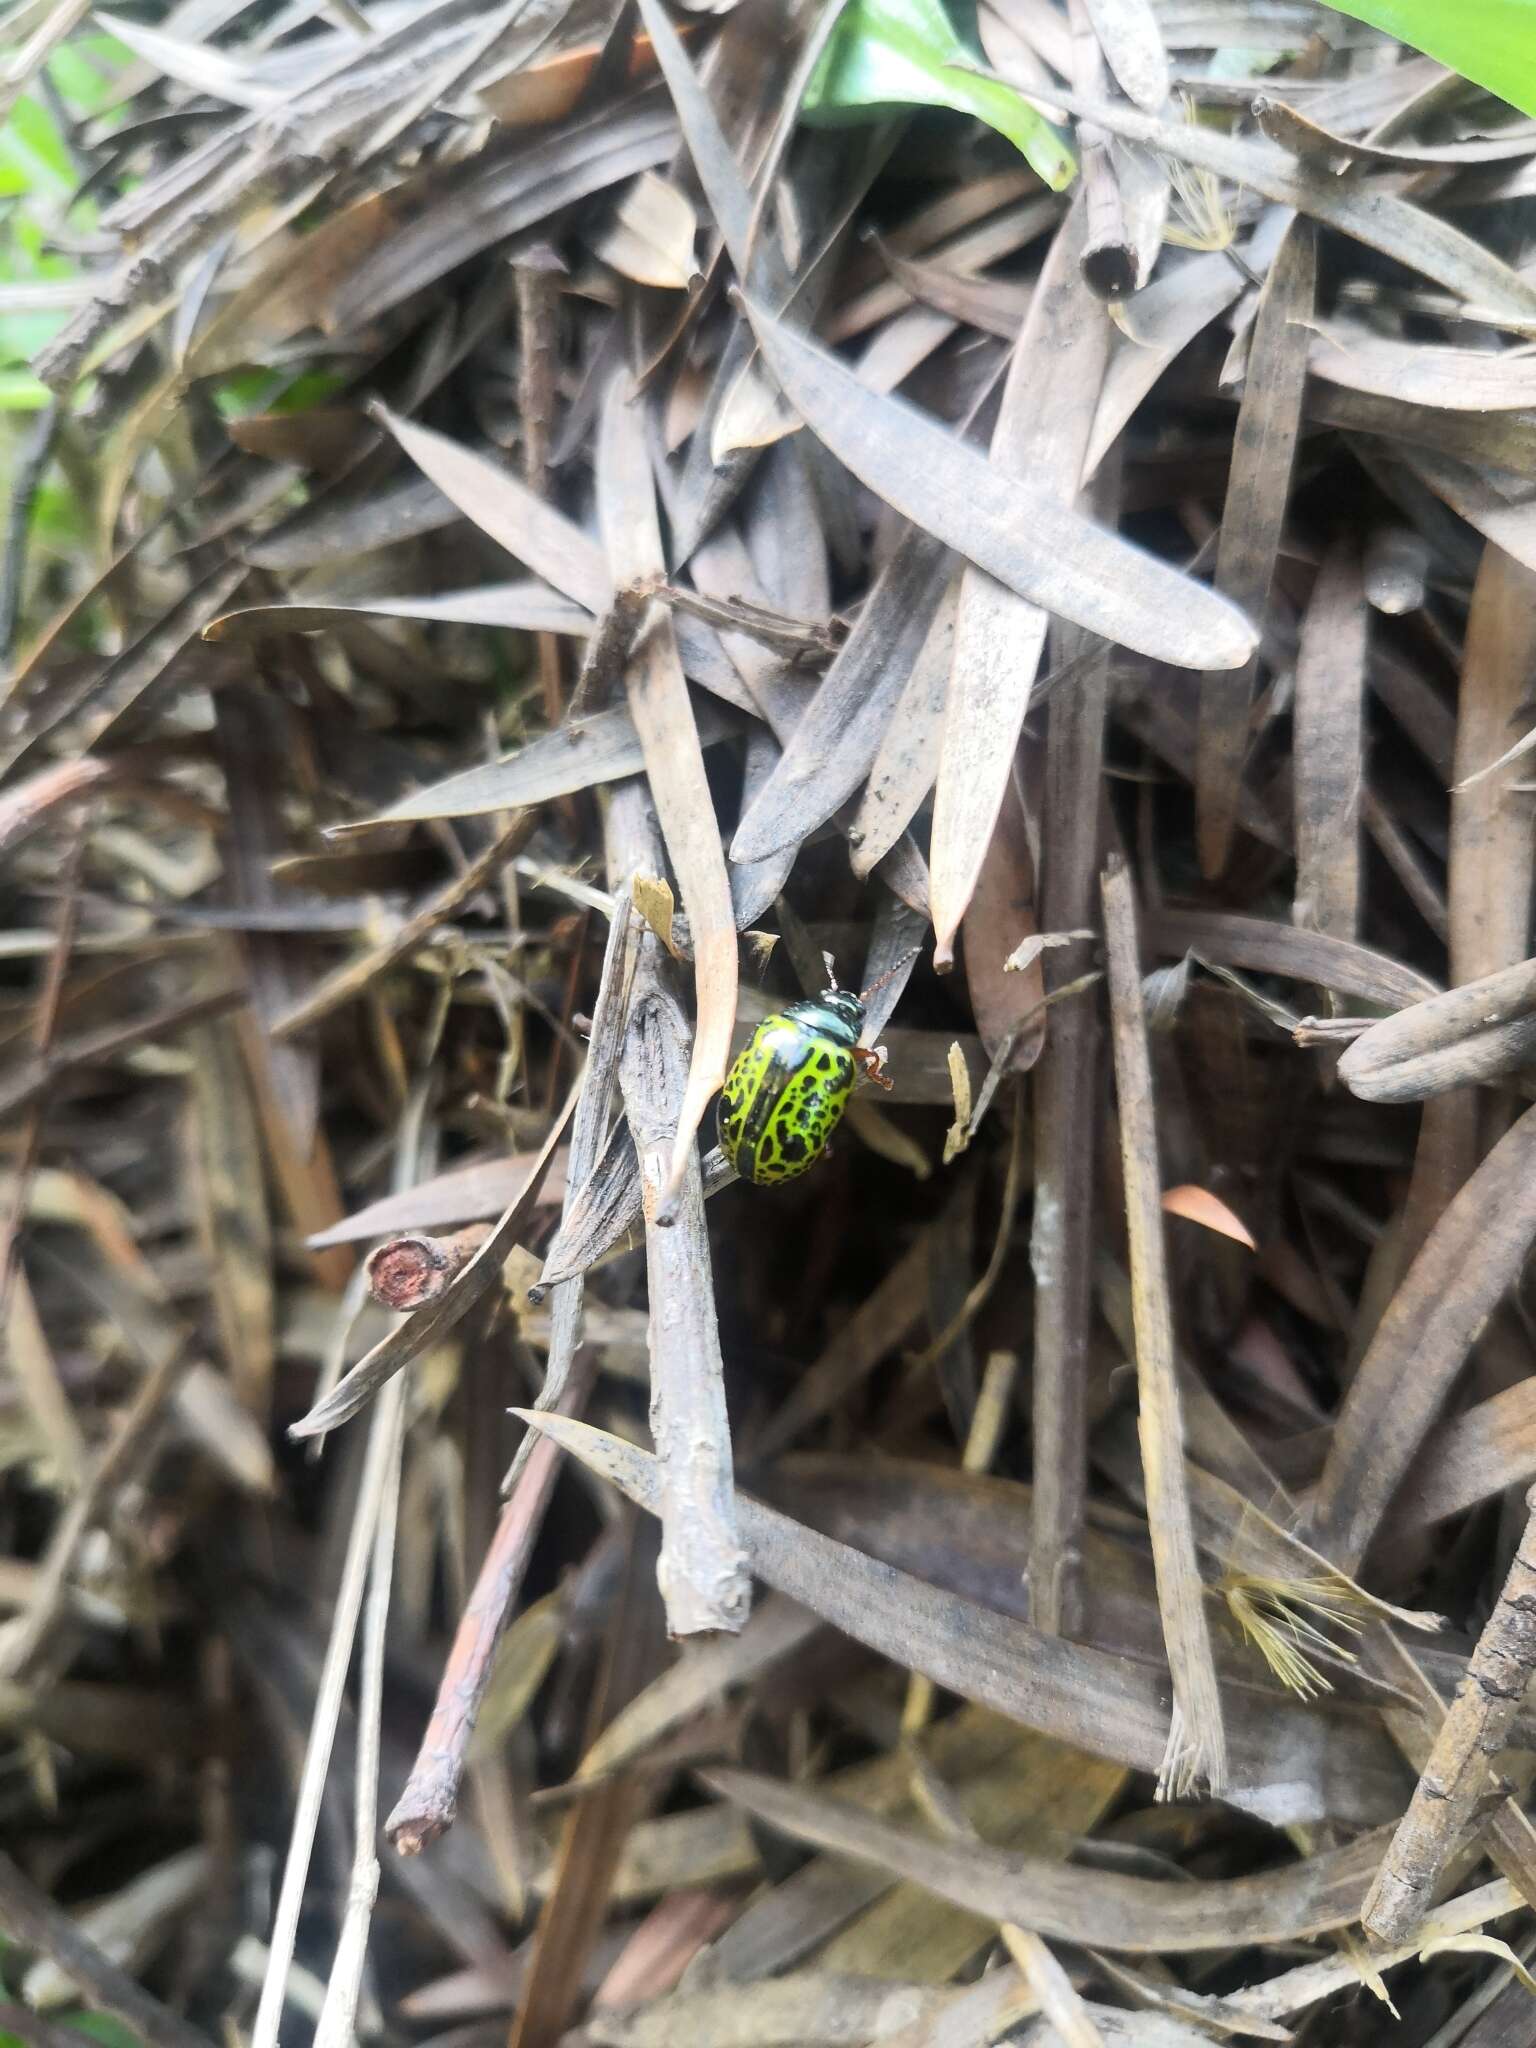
[8,0,1536,2042]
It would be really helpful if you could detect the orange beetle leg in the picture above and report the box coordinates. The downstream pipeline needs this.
[853,1043,893,1091]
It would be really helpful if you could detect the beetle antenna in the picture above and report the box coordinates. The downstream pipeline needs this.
[858,946,923,1004]
[822,950,839,991]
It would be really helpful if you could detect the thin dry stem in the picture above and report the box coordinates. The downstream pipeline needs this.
[1102,855,1227,1797]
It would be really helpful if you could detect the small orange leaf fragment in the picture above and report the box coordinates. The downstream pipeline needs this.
[1161,1184,1256,1250]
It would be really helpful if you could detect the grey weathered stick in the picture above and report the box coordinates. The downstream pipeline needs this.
[618,812,751,1637]
[1101,857,1227,1796]
[1362,1490,1536,1943]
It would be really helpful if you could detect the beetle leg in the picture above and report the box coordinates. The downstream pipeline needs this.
[853,1043,893,1091]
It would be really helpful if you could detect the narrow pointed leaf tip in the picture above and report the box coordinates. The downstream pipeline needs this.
[739,296,1257,673]
[804,0,1078,193]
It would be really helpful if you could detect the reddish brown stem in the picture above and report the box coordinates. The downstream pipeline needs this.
[385,1356,596,1854]
[365,1223,494,1311]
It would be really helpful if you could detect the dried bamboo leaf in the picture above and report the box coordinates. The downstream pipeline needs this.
[1311,1102,1536,1574]
[185,1020,273,1417]
[205,585,593,644]
[290,1091,576,1440]
[599,375,737,1202]
[1292,534,1366,941]
[1311,323,1536,412]
[585,1973,955,2046]
[930,195,1108,963]
[847,578,957,879]
[729,528,951,865]
[1336,957,1536,1105]
[1102,859,1226,1797]
[577,1596,819,1783]
[1147,908,1436,1009]
[595,170,700,289]
[308,1152,572,1247]
[515,1414,1403,1824]
[1198,219,1314,877]
[701,1766,1387,1953]
[741,296,1257,670]
[342,698,740,831]
[1025,89,1536,324]
[374,403,611,613]
[1448,545,1536,988]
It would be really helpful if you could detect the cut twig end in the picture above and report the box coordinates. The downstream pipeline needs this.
[365,1224,494,1311]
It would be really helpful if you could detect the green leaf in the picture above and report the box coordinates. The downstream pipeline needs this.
[804,0,1077,191]
[0,369,54,409]
[1317,1,1536,117]
[0,94,76,198]
[65,2013,141,2048]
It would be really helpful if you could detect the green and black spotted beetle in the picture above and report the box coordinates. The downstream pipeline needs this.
[717,962,910,1187]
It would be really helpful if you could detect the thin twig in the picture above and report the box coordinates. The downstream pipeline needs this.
[250,1374,407,2048]
[515,242,569,728]
[385,1352,597,1854]
[311,1387,404,2048]
[0,1336,194,1683]
[273,814,536,1039]
[566,582,654,725]
[1031,626,1109,1634]
[0,1861,213,2048]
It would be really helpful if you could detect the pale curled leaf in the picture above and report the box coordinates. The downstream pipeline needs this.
[631,874,682,960]
[943,1041,973,1163]
[1006,929,1095,973]
[595,169,700,288]
[740,294,1257,671]
[1418,1935,1536,1994]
